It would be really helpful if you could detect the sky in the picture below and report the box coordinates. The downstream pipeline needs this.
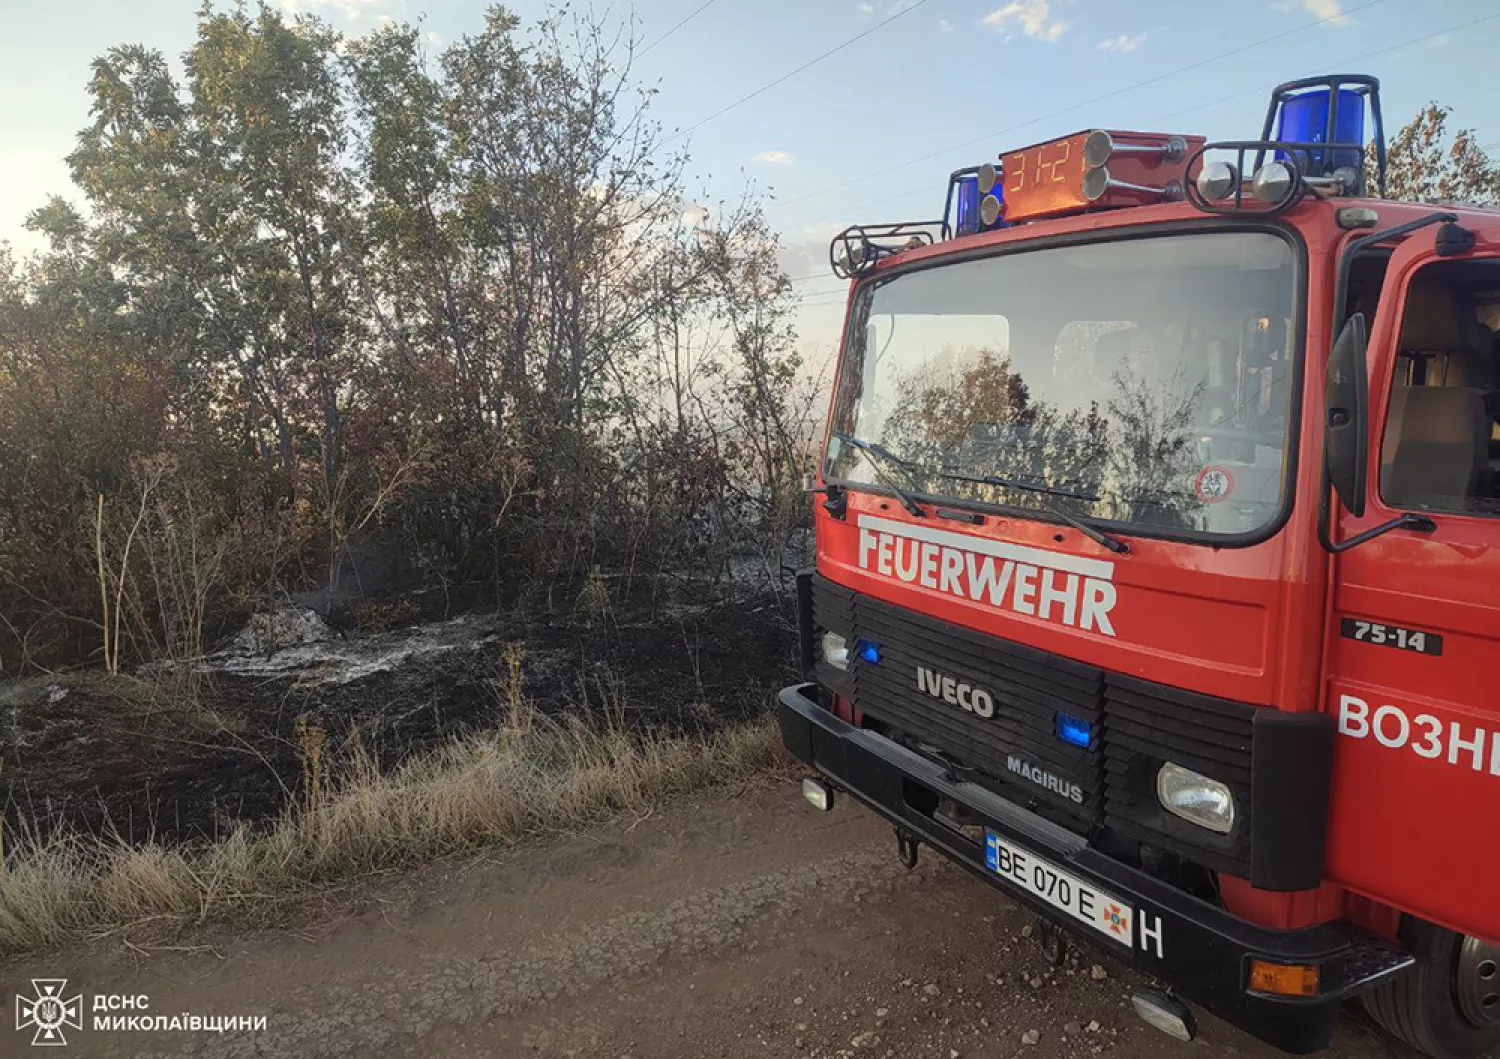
[3,0,1499,362]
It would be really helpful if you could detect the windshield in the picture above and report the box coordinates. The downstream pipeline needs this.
[825,230,1300,539]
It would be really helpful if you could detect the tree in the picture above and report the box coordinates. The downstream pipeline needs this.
[0,2,812,670]
[1369,103,1500,206]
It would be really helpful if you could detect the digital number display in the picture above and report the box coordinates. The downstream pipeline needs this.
[1001,132,1091,222]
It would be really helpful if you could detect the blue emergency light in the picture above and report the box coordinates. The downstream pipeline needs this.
[954,173,980,236]
[1257,75,1383,195]
[855,637,882,665]
[1276,87,1365,175]
[1055,711,1092,750]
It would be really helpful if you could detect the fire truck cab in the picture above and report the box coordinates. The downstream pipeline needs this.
[777,75,1500,1057]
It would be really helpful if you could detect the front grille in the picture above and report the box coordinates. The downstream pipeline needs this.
[809,573,1254,871]
[812,576,1105,827]
[1102,675,1255,876]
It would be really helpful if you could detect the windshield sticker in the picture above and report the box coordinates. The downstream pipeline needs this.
[856,514,1118,636]
[1193,465,1234,505]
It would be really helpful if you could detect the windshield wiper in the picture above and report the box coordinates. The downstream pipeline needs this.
[935,466,1099,503]
[934,467,1129,555]
[831,435,1128,554]
[830,434,924,517]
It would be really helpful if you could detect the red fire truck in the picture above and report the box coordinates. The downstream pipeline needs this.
[778,74,1500,1057]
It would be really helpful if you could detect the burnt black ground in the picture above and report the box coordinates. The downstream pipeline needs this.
[0,589,796,846]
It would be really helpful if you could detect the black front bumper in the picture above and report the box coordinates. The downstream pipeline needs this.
[778,683,1412,1055]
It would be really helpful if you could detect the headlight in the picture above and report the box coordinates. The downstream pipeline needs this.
[1156,762,1235,834]
[1251,160,1293,204]
[1196,160,1238,202]
[821,631,850,670]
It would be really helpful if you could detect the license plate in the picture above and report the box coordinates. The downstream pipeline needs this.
[984,832,1134,948]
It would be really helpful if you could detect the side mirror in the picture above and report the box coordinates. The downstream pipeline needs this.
[1324,312,1369,518]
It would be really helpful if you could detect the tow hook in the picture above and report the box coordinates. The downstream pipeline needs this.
[1035,918,1068,966]
[895,828,921,869]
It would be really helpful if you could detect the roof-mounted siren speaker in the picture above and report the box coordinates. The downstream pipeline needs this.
[1079,130,1189,207]
[1260,74,1386,198]
[945,164,1006,238]
[976,163,1005,228]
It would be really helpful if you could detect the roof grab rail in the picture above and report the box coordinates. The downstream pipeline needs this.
[828,222,940,279]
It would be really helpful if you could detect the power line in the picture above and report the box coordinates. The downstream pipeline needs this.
[775,0,1392,213]
[639,0,722,57]
[782,12,1500,303]
[1149,13,1500,128]
[811,9,1500,229]
[664,0,934,145]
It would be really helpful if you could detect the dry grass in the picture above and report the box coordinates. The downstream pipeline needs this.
[0,708,788,955]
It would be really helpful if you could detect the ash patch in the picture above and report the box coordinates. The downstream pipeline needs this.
[1,592,795,847]
[229,607,337,655]
[207,612,504,686]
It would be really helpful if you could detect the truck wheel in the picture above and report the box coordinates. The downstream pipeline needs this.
[1363,918,1500,1059]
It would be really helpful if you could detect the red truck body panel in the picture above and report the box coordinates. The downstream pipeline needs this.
[816,199,1500,945]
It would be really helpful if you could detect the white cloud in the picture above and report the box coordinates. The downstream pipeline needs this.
[426,30,443,46]
[1303,0,1349,24]
[1426,32,1450,48]
[981,0,1068,42]
[1274,0,1350,25]
[856,2,875,13]
[1096,32,1146,53]
[937,18,954,32]
[752,150,794,165]
[278,0,401,21]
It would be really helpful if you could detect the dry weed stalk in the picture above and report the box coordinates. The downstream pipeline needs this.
[295,715,329,810]
[499,643,530,747]
[0,708,786,954]
[94,462,162,675]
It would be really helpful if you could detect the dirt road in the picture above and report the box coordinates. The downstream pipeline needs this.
[5,781,1426,1059]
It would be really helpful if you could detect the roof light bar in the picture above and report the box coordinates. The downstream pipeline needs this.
[823,70,1387,277]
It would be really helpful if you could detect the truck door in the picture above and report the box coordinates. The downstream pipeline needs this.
[1324,222,1500,945]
